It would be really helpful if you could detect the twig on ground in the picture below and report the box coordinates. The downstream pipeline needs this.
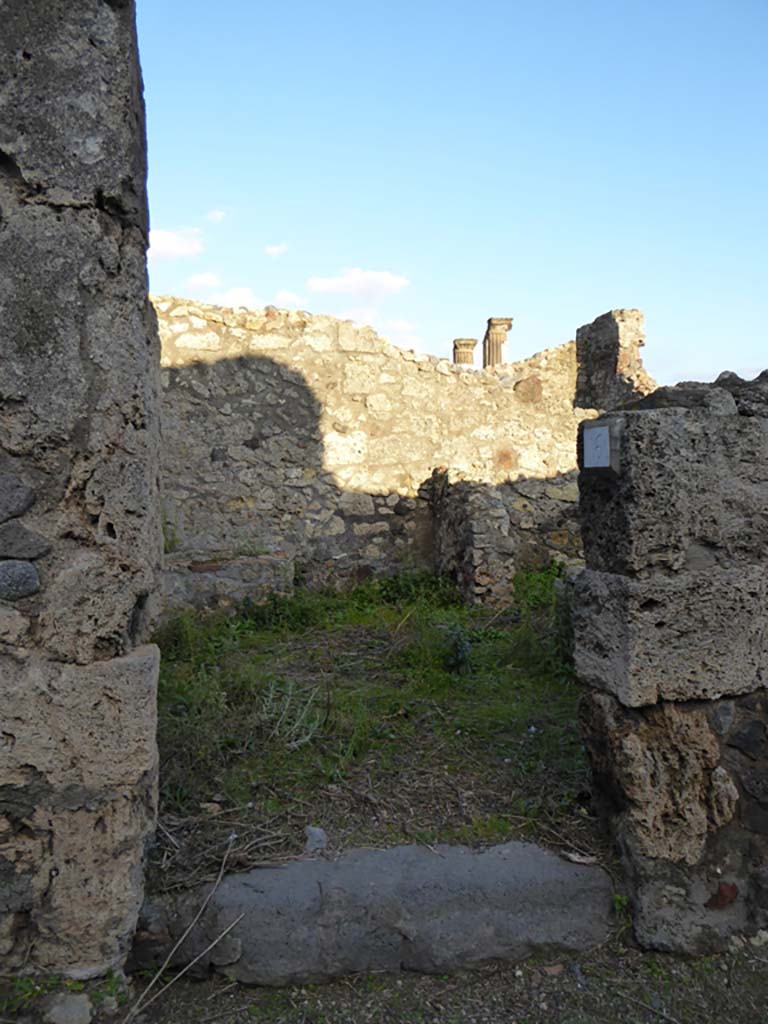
[206,980,238,1001]
[616,990,682,1024]
[123,834,236,1022]
[128,913,246,1019]
[157,820,181,849]
[394,606,415,635]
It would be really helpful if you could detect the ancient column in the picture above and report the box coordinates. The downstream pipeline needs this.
[0,1,162,976]
[452,338,477,365]
[482,318,513,368]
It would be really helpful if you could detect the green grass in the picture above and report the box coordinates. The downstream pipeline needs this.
[153,567,588,863]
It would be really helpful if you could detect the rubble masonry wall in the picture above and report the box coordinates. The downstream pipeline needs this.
[157,300,651,606]
[0,1,162,976]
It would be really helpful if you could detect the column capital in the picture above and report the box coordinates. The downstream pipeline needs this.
[452,338,477,365]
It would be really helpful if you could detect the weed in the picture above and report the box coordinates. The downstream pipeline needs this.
[351,570,462,611]
[260,679,323,749]
[153,568,589,864]
[162,519,180,554]
[0,975,61,1014]
[443,624,472,674]
[513,561,564,611]
[612,892,630,915]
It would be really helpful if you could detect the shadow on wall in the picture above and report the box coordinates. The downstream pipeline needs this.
[159,352,583,611]
[160,352,435,612]
[158,303,656,612]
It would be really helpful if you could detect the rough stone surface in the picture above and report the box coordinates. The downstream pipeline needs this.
[157,299,652,605]
[2,4,162,665]
[575,309,655,409]
[0,0,161,976]
[40,992,93,1024]
[0,519,51,560]
[0,474,35,523]
[0,559,40,601]
[163,552,294,616]
[573,566,768,707]
[579,409,768,577]
[0,647,159,974]
[582,689,768,952]
[577,376,768,952]
[131,841,612,985]
[432,469,582,604]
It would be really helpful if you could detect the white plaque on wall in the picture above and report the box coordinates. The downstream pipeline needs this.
[583,424,612,469]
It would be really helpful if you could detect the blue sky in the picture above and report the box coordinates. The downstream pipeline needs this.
[137,0,767,385]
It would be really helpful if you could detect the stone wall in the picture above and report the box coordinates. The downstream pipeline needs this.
[575,308,654,410]
[157,302,650,606]
[0,2,161,976]
[431,470,581,604]
[575,373,768,951]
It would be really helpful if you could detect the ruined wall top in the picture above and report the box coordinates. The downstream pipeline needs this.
[575,309,655,410]
[155,297,653,589]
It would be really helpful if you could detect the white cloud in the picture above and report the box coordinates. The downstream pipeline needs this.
[209,286,263,309]
[378,318,426,353]
[185,272,222,291]
[385,318,416,334]
[206,209,226,223]
[265,242,289,257]
[307,267,409,300]
[274,289,305,308]
[148,228,204,262]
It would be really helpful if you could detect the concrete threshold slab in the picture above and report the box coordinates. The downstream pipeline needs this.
[132,840,613,986]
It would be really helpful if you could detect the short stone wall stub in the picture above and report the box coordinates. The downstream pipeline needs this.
[576,380,768,952]
[0,1,161,975]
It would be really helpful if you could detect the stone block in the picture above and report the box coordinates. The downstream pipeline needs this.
[0,560,40,601]
[132,841,612,985]
[0,520,51,559]
[0,647,159,974]
[579,409,768,575]
[581,689,768,952]
[0,474,35,523]
[574,566,767,706]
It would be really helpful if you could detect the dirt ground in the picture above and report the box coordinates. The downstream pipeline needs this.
[125,941,768,1024]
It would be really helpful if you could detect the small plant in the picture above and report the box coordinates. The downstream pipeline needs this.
[612,891,633,938]
[259,679,323,749]
[0,975,61,1015]
[235,540,270,557]
[241,591,331,631]
[443,624,472,674]
[162,519,180,554]
[612,892,630,915]
[91,968,126,1007]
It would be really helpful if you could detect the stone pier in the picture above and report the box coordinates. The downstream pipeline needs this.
[575,378,768,951]
[0,1,161,976]
[574,309,655,409]
[482,317,513,368]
